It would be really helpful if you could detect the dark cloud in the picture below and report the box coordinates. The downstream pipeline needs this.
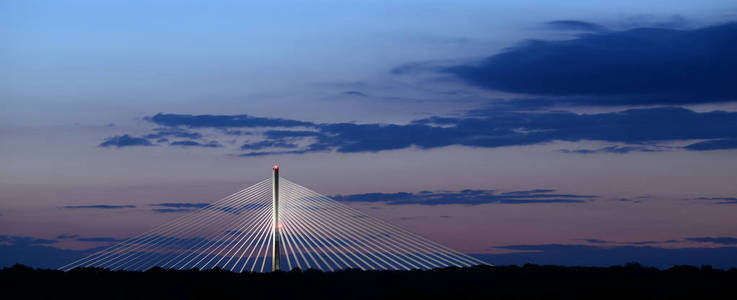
[56,234,80,239]
[629,241,660,245]
[684,138,737,151]
[150,202,209,213]
[618,198,643,204]
[238,150,313,157]
[110,106,737,155]
[241,140,299,150]
[76,237,122,243]
[443,22,737,105]
[582,239,609,244]
[559,145,664,154]
[151,203,209,208]
[56,234,121,243]
[693,197,737,204]
[685,237,737,245]
[147,113,314,128]
[308,107,737,154]
[578,238,677,245]
[99,135,153,148]
[63,205,136,209]
[332,189,596,206]
[545,20,609,32]
[0,235,57,247]
[170,140,221,148]
[343,91,367,97]
[143,127,202,140]
[482,244,737,269]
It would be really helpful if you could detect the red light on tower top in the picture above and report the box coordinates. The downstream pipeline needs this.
[273,164,279,171]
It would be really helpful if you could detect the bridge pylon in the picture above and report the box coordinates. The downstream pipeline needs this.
[271,165,281,272]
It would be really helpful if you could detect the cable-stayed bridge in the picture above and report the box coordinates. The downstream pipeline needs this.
[59,166,487,272]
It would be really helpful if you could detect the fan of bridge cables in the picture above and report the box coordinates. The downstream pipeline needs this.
[59,177,487,272]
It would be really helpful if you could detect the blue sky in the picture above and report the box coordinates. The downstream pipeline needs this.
[2,0,737,269]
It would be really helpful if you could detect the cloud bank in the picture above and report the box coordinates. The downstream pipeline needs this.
[150,203,210,213]
[63,205,136,210]
[99,106,737,155]
[443,22,737,105]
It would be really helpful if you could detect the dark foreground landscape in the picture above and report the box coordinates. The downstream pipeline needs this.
[2,264,736,299]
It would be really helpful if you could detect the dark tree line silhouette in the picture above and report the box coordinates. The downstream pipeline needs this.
[2,263,735,299]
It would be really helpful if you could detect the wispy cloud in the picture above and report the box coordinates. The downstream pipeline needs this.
[170,140,221,148]
[56,234,123,243]
[151,203,210,208]
[150,202,209,213]
[559,145,664,154]
[343,91,367,97]
[684,138,737,151]
[99,135,153,148]
[63,205,136,209]
[241,140,299,150]
[685,237,737,245]
[545,20,609,32]
[577,238,679,246]
[56,234,80,239]
[143,127,202,140]
[0,235,57,247]
[332,189,597,206]
[147,113,313,128]
[692,197,737,204]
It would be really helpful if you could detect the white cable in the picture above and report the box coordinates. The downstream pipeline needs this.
[164,188,271,270]
[282,179,468,268]
[114,182,271,270]
[77,180,270,270]
[59,180,268,270]
[282,182,423,270]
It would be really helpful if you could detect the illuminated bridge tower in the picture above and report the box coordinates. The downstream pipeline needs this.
[271,164,281,272]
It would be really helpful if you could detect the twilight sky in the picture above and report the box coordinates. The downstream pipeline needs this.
[2,0,737,269]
